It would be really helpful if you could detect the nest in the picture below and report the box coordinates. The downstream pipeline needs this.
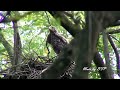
[1,58,75,79]
[2,60,51,79]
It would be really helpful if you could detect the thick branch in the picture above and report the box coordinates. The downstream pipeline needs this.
[102,11,120,28]
[0,11,34,23]
[107,34,120,76]
[86,11,110,79]
[94,51,112,79]
[41,46,72,79]
[109,20,120,27]
[48,11,80,37]
[71,11,109,79]
[102,31,114,78]
[13,21,22,68]
[71,30,90,79]
[107,29,120,34]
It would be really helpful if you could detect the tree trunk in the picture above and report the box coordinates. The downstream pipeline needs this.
[13,21,22,71]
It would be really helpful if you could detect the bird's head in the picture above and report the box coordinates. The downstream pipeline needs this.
[49,26,57,33]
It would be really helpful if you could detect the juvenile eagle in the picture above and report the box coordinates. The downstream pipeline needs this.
[46,26,68,54]
[46,26,75,79]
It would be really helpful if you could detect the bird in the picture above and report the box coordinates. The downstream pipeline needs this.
[46,26,75,79]
[46,26,68,54]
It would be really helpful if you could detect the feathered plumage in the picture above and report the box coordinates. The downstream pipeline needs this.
[47,26,68,54]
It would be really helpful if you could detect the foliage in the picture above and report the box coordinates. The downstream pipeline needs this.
[0,11,120,79]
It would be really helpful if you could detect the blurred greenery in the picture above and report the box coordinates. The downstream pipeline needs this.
[0,11,120,79]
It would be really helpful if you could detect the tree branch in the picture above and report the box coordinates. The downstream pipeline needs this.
[41,45,73,79]
[0,11,34,23]
[107,34,120,76]
[13,20,22,70]
[109,20,120,27]
[101,11,120,28]
[102,30,114,78]
[109,35,120,43]
[107,29,120,34]
[48,11,81,37]
[94,51,112,79]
